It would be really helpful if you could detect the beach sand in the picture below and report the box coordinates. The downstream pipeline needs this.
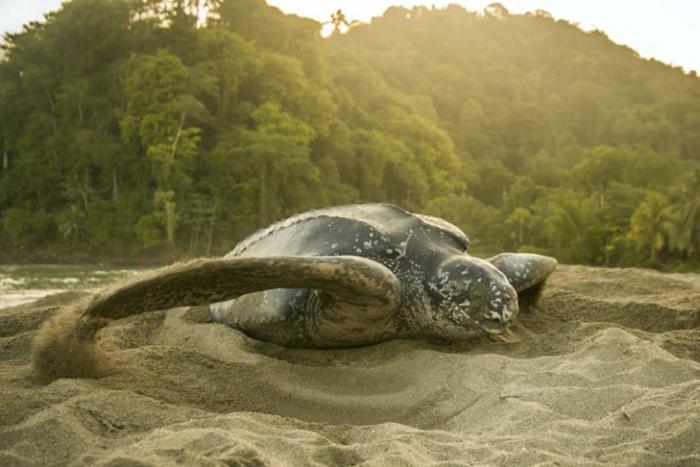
[1,265,699,466]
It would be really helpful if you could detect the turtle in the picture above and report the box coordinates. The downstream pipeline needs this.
[32,203,557,379]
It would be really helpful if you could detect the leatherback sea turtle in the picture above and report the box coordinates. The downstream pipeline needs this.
[32,203,556,378]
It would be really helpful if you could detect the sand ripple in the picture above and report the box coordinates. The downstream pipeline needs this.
[1,265,699,466]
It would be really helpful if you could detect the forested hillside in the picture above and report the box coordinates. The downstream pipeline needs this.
[1,0,700,269]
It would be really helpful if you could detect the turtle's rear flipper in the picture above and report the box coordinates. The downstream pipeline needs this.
[486,253,557,293]
[86,256,401,321]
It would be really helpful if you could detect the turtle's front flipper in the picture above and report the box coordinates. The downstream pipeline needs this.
[486,253,557,292]
[86,256,401,321]
[32,256,401,380]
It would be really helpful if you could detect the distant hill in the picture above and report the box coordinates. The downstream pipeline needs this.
[1,0,699,269]
[330,5,699,172]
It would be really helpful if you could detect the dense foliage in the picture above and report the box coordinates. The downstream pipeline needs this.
[1,0,700,269]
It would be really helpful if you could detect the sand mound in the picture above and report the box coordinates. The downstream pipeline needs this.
[1,265,699,466]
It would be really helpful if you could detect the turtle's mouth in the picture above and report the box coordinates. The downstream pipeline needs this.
[478,319,509,335]
[447,308,510,335]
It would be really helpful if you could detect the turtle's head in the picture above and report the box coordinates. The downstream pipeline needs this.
[426,256,518,338]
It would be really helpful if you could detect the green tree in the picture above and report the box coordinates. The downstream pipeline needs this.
[596,182,645,266]
[629,191,672,266]
[192,28,260,120]
[206,103,322,231]
[327,10,350,36]
[505,207,534,248]
[669,169,700,262]
[120,49,202,247]
[3,208,55,247]
[544,190,601,263]
[571,146,627,207]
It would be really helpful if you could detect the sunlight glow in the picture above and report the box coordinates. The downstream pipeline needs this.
[197,5,209,28]
[266,0,700,74]
[0,0,698,73]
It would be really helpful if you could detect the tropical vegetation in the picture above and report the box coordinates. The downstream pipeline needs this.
[1,0,700,270]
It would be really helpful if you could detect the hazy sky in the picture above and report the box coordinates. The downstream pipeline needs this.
[1,0,698,73]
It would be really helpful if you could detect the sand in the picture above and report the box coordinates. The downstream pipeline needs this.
[1,265,699,466]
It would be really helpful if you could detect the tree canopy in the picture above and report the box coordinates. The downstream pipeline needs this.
[1,1,700,269]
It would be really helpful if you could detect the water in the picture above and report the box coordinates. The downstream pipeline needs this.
[0,264,143,308]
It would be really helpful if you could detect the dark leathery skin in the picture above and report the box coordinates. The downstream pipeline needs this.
[210,204,513,347]
[85,203,556,348]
